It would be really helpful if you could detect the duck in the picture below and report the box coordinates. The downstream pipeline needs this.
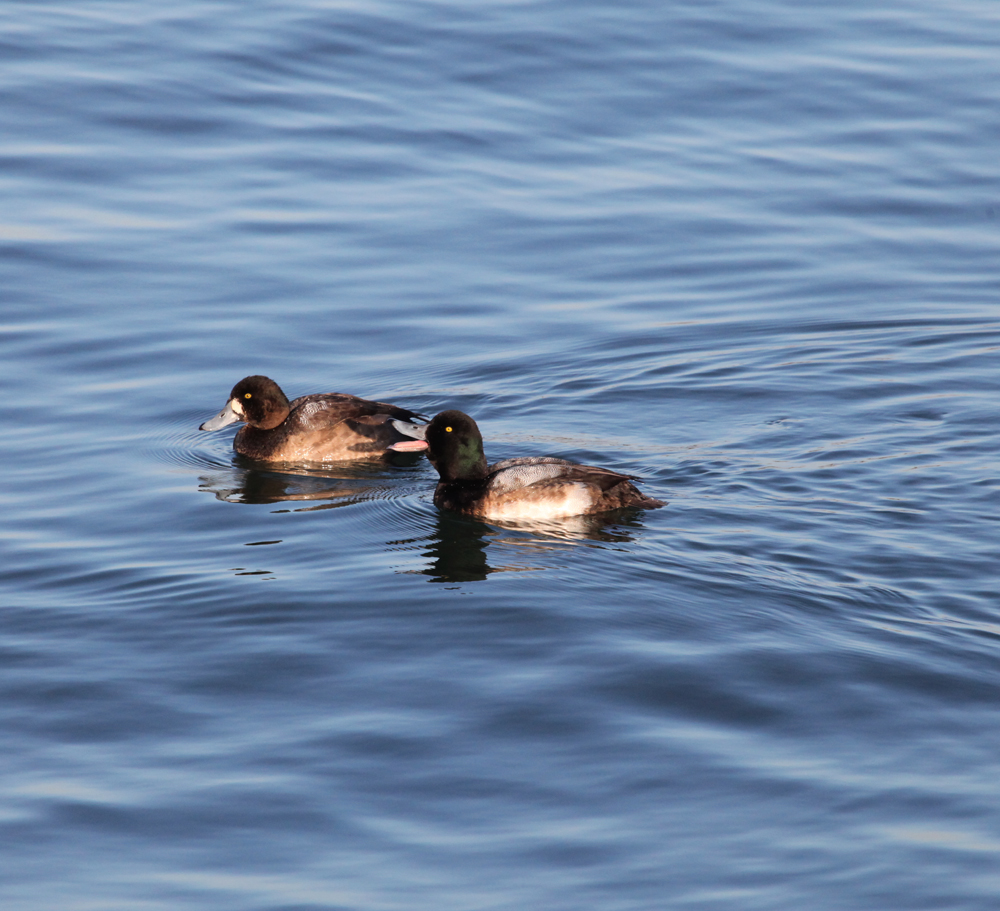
[199,375,427,462]
[389,410,664,520]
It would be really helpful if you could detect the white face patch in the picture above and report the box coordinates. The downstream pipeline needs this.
[231,398,245,416]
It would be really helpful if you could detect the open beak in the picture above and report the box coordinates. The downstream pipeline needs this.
[199,399,241,431]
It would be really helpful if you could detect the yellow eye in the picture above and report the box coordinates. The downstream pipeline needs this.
[445,426,452,432]
[244,393,252,399]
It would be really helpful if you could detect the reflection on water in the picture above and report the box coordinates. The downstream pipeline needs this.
[408,511,650,583]
[200,467,370,510]
[401,511,497,583]
[403,511,650,583]
[198,452,423,509]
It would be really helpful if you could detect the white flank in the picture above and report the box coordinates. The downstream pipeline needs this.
[483,483,594,521]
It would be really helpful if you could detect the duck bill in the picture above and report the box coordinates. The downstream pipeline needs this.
[392,419,428,441]
[200,399,241,431]
[388,439,429,452]
[388,419,429,452]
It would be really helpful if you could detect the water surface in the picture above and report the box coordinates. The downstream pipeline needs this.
[2,1,1000,909]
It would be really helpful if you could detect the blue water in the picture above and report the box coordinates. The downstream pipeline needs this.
[2,1,999,908]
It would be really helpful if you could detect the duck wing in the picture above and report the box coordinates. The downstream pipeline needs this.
[290,394,426,430]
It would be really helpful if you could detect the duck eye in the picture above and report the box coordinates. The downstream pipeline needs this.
[244,393,252,399]
[445,426,452,433]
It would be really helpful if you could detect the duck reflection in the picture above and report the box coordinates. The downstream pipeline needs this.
[403,509,648,583]
[410,512,495,583]
[198,453,420,510]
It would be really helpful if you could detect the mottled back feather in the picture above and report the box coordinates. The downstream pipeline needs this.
[289,394,424,429]
[486,456,639,495]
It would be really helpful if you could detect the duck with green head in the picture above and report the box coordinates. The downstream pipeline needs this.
[391,410,664,520]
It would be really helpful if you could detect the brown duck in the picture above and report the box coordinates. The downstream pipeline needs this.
[200,375,426,462]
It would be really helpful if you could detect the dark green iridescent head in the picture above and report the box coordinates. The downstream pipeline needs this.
[424,410,489,481]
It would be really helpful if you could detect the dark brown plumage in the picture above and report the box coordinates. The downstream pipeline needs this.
[199,375,425,462]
